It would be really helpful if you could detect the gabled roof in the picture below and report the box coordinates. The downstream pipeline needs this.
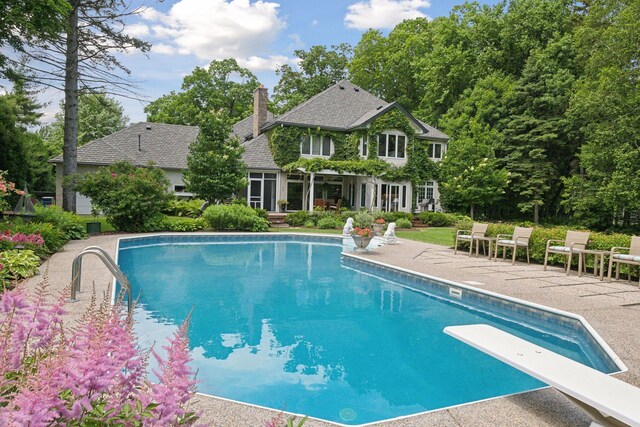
[50,122,199,169]
[272,80,389,130]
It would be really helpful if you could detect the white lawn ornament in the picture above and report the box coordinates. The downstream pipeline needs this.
[384,222,398,244]
[343,217,354,236]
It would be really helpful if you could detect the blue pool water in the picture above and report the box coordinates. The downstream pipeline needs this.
[117,235,619,425]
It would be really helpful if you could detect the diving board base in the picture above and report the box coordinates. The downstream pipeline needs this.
[443,324,639,427]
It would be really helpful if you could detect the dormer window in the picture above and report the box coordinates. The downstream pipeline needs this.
[301,135,331,157]
[378,131,406,159]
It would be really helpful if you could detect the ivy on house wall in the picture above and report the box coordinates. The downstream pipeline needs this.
[267,108,439,192]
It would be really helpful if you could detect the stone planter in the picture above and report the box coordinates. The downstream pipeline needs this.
[373,223,384,235]
[352,235,373,249]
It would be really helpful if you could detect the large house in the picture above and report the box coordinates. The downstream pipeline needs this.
[52,80,448,215]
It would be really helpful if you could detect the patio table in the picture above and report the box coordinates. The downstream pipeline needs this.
[474,236,495,260]
[577,249,609,281]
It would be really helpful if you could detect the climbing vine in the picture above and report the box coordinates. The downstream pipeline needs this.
[268,108,439,194]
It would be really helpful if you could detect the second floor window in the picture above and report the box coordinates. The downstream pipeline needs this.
[301,135,331,156]
[429,143,443,159]
[378,132,406,159]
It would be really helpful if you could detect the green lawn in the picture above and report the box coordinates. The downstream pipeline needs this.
[396,227,455,247]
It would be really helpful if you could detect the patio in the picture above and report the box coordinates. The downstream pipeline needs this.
[29,234,640,426]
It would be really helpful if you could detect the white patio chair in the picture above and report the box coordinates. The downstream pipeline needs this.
[607,236,640,285]
[543,231,590,273]
[495,226,533,264]
[454,222,488,256]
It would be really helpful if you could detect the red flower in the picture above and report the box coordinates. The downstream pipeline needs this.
[375,218,385,224]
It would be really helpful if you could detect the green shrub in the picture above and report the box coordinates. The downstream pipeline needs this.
[203,204,268,232]
[338,211,360,223]
[286,211,310,227]
[395,218,413,229]
[164,199,205,218]
[167,217,207,232]
[303,220,315,228]
[317,217,338,229]
[377,212,413,223]
[310,210,336,225]
[253,208,269,220]
[418,212,458,227]
[75,161,172,232]
[0,249,40,289]
[33,205,87,240]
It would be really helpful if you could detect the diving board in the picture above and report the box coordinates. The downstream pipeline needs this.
[443,324,640,427]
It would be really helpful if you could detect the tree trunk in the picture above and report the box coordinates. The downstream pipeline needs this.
[62,2,79,212]
[470,204,475,220]
[533,203,539,225]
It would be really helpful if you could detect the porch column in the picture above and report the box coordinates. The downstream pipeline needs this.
[308,172,315,213]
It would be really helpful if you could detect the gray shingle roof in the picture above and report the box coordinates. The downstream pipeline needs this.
[50,122,199,169]
[274,80,389,129]
[232,111,275,140]
[241,134,279,170]
[417,120,449,140]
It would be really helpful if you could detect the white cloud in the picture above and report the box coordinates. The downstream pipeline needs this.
[236,54,292,72]
[140,0,286,61]
[311,19,319,26]
[124,23,150,37]
[344,0,430,30]
[152,43,180,55]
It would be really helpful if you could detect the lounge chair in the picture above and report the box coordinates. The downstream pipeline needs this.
[454,222,489,256]
[543,231,590,273]
[444,324,639,427]
[495,226,533,264]
[607,236,640,285]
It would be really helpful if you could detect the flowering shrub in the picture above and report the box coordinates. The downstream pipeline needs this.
[0,230,45,253]
[0,170,23,212]
[1,222,66,257]
[352,227,373,238]
[75,162,172,232]
[0,282,199,425]
[374,218,385,224]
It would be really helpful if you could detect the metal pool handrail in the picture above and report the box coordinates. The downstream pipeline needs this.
[71,246,132,313]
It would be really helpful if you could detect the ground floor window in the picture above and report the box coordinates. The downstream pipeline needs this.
[377,183,409,212]
[416,181,435,211]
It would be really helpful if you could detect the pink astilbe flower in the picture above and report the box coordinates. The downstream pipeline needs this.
[140,320,198,425]
[0,280,199,426]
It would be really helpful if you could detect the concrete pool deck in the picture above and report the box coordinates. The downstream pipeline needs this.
[25,233,640,426]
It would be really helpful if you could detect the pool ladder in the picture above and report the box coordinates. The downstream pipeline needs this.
[71,246,133,313]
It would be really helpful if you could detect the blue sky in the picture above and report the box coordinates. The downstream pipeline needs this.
[36,0,495,123]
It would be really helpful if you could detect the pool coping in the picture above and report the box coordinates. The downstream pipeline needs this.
[112,232,628,427]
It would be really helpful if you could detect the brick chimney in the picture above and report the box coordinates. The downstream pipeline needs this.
[253,85,268,138]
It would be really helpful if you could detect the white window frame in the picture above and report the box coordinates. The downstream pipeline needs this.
[416,181,435,203]
[429,143,443,160]
[377,131,406,159]
[360,135,368,157]
[301,135,332,157]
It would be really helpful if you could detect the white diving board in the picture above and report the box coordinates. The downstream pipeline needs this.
[443,324,640,427]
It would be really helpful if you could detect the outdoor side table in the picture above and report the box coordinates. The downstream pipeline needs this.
[474,236,495,260]
[578,249,609,280]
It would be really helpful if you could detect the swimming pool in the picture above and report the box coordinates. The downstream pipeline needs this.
[116,234,623,425]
